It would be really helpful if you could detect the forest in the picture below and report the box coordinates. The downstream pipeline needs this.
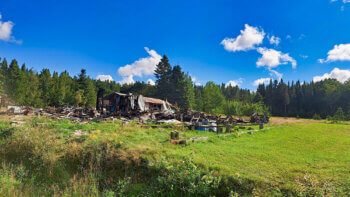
[0,56,349,119]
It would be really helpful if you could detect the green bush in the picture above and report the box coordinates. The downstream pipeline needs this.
[312,113,321,120]
[223,101,269,117]
[152,158,221,196]
[333,107,345,122]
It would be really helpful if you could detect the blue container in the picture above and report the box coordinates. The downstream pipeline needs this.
[195,126,209,132]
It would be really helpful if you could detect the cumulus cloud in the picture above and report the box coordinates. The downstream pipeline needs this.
[96,74,114,82]
[118,75,135,85]
[147,78,155,85]
[313,68,350,83]
[118,47,162,78]
[191,76,197,82]
[253,78,272,86]
[268,35,280,46]
[0,13,18,43]
[225,78,244,87]
[221,24,265,52]
[318,44,350,63]
[268,69,283,80]
[191,76,201,86]
[256,47,297,69]
[331,0,350,3]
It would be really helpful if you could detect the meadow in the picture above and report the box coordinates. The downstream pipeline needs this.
[0,115,349,196]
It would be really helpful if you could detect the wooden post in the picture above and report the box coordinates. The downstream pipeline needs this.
[259,123,264,130]
[217,126,223,134]
[170,131,179,140]
[226,125,231,133]
[191,125,195,130]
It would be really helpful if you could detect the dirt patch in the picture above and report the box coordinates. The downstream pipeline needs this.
[269,117,323,125]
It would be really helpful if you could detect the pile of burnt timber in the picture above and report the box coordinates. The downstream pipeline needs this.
[250,113,269,124]
[96,90,177,121]
[3,90,269,125]
[182,110,248,125]
[4,106,99,122]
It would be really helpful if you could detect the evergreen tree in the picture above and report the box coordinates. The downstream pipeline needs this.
[39,69,53,107]
[333,107,345,122]
[181,74,195,111]
[202,82,225,113]
[26,70,41,107]
[85,78,97,107]
[155,55,172,100]
[0,58,8,94]
[7,59,26,104]
[253,92,263,103]
[51,72,61,106]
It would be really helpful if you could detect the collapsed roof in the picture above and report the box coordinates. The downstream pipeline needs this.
[96,90,175,115]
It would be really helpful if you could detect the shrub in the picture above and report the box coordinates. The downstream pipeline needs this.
[333,107,345,122]
[328,107,345,123]
[312,113,321,120]
[152,158,221,196]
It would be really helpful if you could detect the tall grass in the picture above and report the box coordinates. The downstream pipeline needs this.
[0,117,348,196]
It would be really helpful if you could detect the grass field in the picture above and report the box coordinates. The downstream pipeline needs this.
[0,115,349,196]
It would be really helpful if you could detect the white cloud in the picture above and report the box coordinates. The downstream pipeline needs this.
[300,54,308,59]
[256,47,297,69]
[191,76,196,82]
[118,47,162,79]
[190,75,202,86]
[118,75,135,85]
[0,13,16,42]
[225,78,244,87]
[268,35,280,46]
[147,78,155,85]
[319,44,350,63]
[268,69,283,80]
[221,24,265,52]
[313,68,350,83]
[331,0,350,3]
[96,74,114,82]
[253,78,272,86]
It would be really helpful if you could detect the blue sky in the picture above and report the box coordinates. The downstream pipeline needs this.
[1,0,350,89]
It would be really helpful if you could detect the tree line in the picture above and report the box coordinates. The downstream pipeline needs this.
[256,78,350,119]
[0,56,349,119]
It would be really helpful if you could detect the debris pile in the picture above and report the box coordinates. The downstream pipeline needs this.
[250,113,269,124]
[2,90,269,127]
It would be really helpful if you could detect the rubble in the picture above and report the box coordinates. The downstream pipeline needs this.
[7,106,24,114]
[10,121,26,127]
[1,90,269,131]
[250,113,269,124]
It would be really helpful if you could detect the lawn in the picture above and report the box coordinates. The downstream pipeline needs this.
[0,116,349,196]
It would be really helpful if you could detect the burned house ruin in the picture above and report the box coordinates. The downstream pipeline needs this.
[96,89,175,117]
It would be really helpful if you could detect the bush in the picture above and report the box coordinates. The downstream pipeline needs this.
[312,113,321,120]
[223,101,269,117]
[152,158,221,196]
[328,107,345,123]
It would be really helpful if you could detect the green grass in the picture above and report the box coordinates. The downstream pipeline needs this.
[166,123,350,187]
[0,116,349,196]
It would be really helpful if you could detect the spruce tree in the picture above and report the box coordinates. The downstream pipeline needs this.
[202,81,225,113]
[182,74,195,111]
[26,70,41,107]
[39,69,53,107]
[155,55,172,100]
[333,107,345,122]
[8,59,26,104]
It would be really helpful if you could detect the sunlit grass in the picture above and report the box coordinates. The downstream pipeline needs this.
[0,116,349,196]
